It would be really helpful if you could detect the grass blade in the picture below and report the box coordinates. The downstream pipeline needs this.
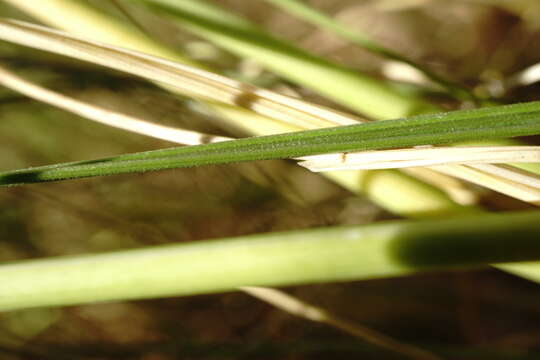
[299,146,540,171]
[2,0,199,66]
[0,65,231,145]
[242,287,443,360]
[433,164,540,204]
[1,101,540,186]
[1,210,540,312]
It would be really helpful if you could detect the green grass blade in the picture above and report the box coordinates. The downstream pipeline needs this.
[262,0,476,101]
[133,0,437,119]
[1,210,540,311]
[1,102,540,186]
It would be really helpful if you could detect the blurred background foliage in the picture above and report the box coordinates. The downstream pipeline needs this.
[1,0,540,359]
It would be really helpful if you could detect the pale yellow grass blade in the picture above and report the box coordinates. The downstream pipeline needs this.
[0,65,231,146]
[300,146,540,204]
[432,164,540,204]
[299,146,540,171]
[0,18,362,130]
[507,62,540,88]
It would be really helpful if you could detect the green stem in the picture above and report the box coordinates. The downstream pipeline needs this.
[263,0,477,101]
[1,210,540,311]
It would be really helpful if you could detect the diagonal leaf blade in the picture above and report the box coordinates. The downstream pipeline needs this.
[1,102,540,186]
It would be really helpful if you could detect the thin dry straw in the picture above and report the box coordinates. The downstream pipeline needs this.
[242,287,443,360]
[299,146,540,171]
[433,164,540,204]
[0,65,230,145]
[300,147,540,203]
[0,18,362,130]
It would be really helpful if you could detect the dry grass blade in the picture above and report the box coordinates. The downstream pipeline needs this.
[507,62,540,88]
[0,65,231,146]
[0,18,362,130]
[299,146,540,171]
[300,146,540,204]
[432,164,540,204]
[242,287,444,360]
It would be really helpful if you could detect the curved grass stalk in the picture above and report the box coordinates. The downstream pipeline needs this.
[0,65,231,146]
[1,210,540,312]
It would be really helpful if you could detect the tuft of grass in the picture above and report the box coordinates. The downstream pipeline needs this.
[2,0,540,338]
